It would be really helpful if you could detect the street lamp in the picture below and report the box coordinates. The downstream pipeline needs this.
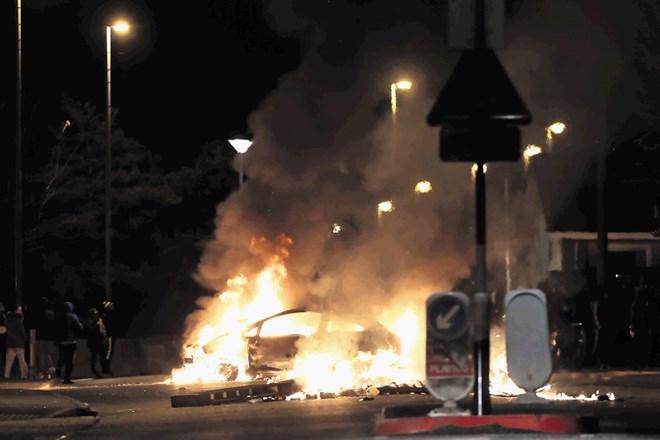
[105,20,130,302]
[545,121,566,151]
[390,80,412,168]
[228,138,253,187]
[390,80,412,117]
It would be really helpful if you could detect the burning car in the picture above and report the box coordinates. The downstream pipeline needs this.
[182,307,401,382]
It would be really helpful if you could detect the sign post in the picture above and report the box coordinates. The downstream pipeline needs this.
[426,0,532,416]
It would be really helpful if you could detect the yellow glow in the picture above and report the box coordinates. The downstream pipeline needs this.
[414,180,432,194]
[332,223,342,234]
[395,80,412,90]
[390,80,412,115]
[169,234,421,395]
[111,21,130,33]
[470,163,487,179]
[523,144,542,159]
[377,200,394,215]
[548,122,566,135]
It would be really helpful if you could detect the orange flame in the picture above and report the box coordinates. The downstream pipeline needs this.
[169,234,422,393]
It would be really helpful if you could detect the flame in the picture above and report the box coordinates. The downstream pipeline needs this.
[170,234,421,395]
[488,323,616,402]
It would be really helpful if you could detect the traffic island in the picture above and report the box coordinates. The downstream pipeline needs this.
[374,411,583,436]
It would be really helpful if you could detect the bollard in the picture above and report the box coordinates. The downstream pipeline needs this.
[29,329,36,379]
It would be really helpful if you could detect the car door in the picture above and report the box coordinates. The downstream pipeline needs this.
[246,310,322,375]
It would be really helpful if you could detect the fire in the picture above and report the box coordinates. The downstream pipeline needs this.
[488,323,616,402]
[170,234,422,395]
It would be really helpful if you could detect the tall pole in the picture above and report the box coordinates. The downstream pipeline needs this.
[596,147,607,301]
[472,0,491,416]
[105,26,112,302]
[15,0,23,306]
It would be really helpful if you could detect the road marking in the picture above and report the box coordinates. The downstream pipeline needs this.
[435,304,460,330]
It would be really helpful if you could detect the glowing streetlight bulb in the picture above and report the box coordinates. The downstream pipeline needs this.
[228,138,253,187]
[391,80,413,116]
[471,163,487,180]
[111,21,130,33]
[523,144,542,169]
[228,138,253,154]
[415,180,432,194]
[523,144,542,159]
[546,122,566,150]
[377,200,394,216]
[548,122,566,135]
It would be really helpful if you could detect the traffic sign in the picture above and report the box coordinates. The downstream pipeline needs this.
[427,291,469,340]
[425,292,474,405]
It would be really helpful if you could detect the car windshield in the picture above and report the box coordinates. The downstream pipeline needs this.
[259,311,323,337]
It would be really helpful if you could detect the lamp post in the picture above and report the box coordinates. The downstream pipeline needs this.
[228,138,253,187]
[390,80,412,118]
[105,20,129,303]
[545,121,566,151]
[390,80,412,168]
[15,0,22,305]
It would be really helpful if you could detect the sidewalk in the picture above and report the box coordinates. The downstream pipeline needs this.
[0,377,97,422]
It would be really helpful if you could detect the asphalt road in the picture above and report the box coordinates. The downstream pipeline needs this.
[2,371,660,439]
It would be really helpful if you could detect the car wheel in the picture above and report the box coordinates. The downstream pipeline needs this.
[217,363,239,382]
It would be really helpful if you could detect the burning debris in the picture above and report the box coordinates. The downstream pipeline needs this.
[170,234,424,396]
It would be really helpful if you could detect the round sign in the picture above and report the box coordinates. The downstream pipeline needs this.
[427,292,469,340]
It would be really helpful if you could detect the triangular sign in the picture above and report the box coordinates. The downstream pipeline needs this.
[427,48,532,126]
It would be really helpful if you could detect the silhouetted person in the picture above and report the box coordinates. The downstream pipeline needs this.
[0,303,6,375]
[629,284,653,368]
[85,308,109,378]
[33,296,57,379]
[101,301,116,375]
[4,305,28,380]
[55,302,83,384]
[648,289,660,367]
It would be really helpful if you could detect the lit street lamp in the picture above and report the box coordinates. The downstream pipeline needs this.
[522,143,542,169]
[545,121,566,150]
[390,80,412,117]
[228,138,253,187]
[105,20,130,302]
[390,80,412,168]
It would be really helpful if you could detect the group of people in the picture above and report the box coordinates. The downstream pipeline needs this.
[545,269,660,370]
[0,299,115,384]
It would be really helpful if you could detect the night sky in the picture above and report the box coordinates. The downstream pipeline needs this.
[1,0,658,336]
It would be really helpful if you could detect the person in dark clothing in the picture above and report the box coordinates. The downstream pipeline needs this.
[0,302,6,374]
[101,301,116,375]
[55,302,83,384]
[32,297,57,379]
[85,308,109,378]
[629,287,652,368]
[4,305,28,380]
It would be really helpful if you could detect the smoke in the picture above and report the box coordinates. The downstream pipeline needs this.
[186,0,641,342]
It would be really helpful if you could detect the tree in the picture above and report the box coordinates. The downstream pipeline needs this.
[24,96,181,319]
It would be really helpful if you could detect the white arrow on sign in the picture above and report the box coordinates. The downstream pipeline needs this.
[435,304,460,330]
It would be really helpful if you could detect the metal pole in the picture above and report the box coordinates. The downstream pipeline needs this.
[105,26,112,302]
[504,176,511,292]
[239,153,244,187]
[15,0,23,306]
[471,0,491,416]
[472,161,491,415]
[596,148,607,298]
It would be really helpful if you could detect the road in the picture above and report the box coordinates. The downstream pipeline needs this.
[2,371,660,439]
